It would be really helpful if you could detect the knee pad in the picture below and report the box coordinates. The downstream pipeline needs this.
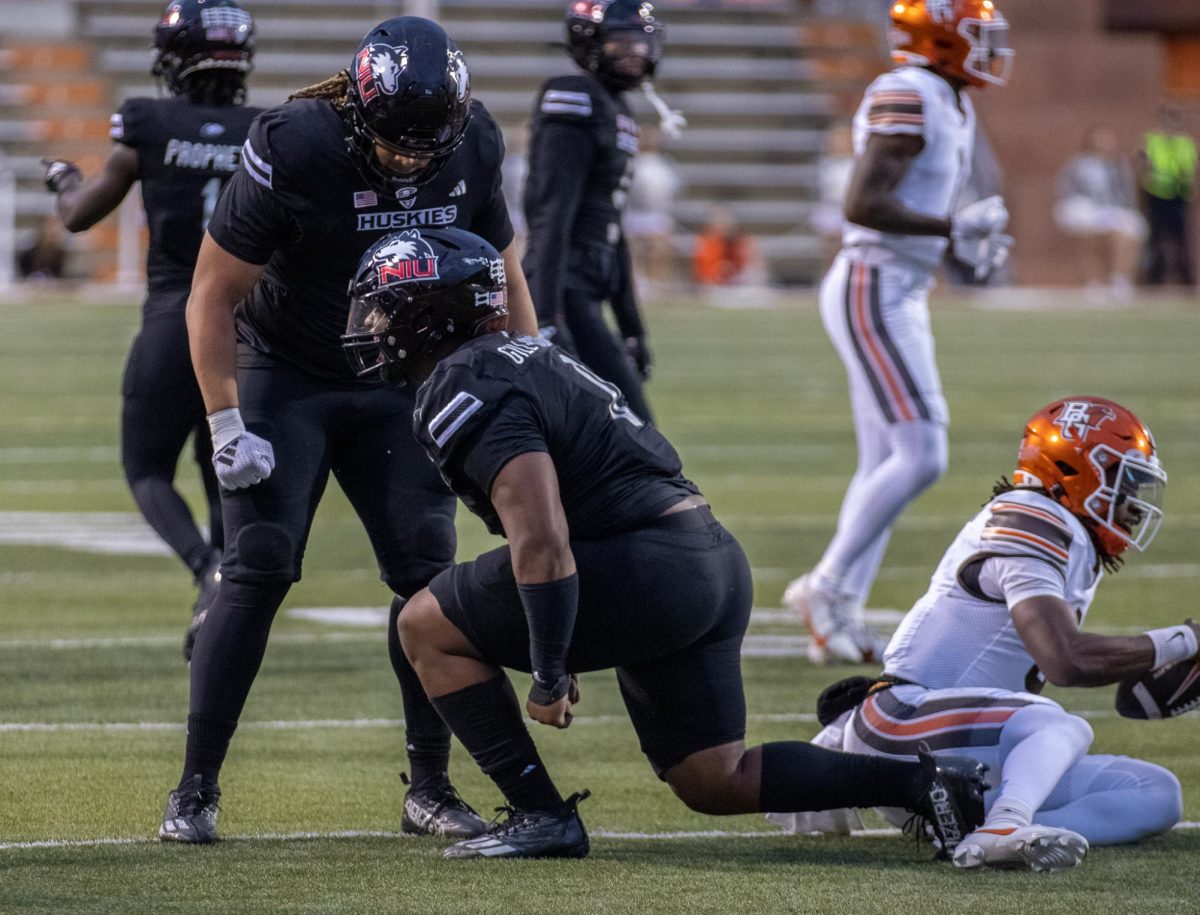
[226,522,296,584]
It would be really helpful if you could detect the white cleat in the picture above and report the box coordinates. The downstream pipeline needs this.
[783,574,882,666]
[952,825,1088,873]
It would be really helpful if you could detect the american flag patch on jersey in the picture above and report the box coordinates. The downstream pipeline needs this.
[981,500,1074,567]
[867,90,924,128]
[353,190,378,209]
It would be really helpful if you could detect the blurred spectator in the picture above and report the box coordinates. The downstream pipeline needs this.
[1140,104,1196,286]
[625,124,682,294]
[692,205,767,287]
[17,215,68,282]
[810,122,854,266]
[1054,126,1146,300]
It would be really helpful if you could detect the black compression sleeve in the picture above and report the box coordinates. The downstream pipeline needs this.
[518,574,579,691]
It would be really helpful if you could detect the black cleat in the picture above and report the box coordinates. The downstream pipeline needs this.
[159,774,220,844]
[912,745,988,859]
[183,552,221,663]
[401,773,486,838]
[443,790,590,860]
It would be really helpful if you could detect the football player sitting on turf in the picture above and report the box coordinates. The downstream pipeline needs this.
[774,397,1188,872]
[341,226,993,861]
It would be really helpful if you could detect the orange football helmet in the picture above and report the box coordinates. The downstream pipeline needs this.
[1014,397,1166,559]
[889,0,1014,88]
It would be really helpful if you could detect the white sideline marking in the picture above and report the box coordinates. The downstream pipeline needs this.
[4,823,1199,853]
[0,446,118,464]
[6,706,1192,735]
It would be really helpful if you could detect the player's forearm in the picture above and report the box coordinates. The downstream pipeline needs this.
[844,195,952,238]
[500,243,538,336]
[186,291,241,414]
[54,176,125,233]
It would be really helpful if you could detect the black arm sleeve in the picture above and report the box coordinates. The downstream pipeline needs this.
[523,119,595,326]
[519,575,580,688]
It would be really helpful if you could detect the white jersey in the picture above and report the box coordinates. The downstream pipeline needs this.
[842,66,975,269]
[884,489,1102,692]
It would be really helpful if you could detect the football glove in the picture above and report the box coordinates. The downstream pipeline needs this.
[41,158,81,194]
[953,232,1015,282]
[624,336,653,381]
[951,195,1009,240]
[951,196,1013,282]
[208,407,275,491]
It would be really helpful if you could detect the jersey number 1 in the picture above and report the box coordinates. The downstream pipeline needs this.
[556,352,644,427]
[200,178,221,233]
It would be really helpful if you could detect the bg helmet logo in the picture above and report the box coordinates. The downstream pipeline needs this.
[448,50,470,103]
[374,231,439,285]
[355,43,408,103]
[1054,401,1118,441]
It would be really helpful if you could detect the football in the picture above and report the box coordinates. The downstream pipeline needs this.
[1115,658,1200,720]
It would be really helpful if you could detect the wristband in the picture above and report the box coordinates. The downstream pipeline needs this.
[1145,625,1199,669]
[207,407,246,453]
[518,573,579,686]
[528,672,572,707]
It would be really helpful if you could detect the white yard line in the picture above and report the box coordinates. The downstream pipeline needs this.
[3,823,1199,852]
[4,706,1187,735]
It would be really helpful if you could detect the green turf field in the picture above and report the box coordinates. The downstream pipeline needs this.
[1,291,1197,914]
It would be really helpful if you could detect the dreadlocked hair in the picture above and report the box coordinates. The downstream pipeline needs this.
[289,71,351,109]
[180,71,248,107]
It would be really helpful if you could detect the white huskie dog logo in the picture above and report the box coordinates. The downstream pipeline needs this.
[354,43,409,102]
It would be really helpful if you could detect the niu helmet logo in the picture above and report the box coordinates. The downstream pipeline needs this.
[1054,401,1117,441]
[375,231,439,285]
[355,43,408,103]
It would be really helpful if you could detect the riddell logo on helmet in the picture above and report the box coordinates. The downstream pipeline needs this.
[374,231,439,285]
[356,43,408,102]
[1054,401,1117,441]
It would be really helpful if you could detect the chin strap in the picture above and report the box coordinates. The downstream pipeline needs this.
[641,81,686,139]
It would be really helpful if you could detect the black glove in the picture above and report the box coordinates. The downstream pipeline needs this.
[624,336,652,381]
[41,158,81,194]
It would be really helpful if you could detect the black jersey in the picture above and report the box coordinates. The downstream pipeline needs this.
[111,97,261,298]
[208,98,513,381]
[414,333,697,539]
[522,73,639,323]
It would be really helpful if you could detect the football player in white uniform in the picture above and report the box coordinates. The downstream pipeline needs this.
[776,398,1190,872]
[785,0,1015,663]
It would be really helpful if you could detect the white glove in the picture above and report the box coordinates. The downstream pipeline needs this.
[951,195,1008,240]
[953,232,1015,282]
[642,81,687,140]
[208,408,275,491]
[951,196,1012,281]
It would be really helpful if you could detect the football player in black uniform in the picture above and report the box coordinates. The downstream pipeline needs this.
[342,226,992,861]
[157,16,537,845]
[42,0,260,661]
[522,0,669,423]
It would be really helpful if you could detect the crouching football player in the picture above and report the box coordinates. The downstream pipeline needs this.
[777,397,1188,872]
[341,226,991,860]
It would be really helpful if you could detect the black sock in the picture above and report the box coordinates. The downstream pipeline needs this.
[181,713,237,789]
[758,741,923,812]
[389,596,452,787]
[430,674,563,812]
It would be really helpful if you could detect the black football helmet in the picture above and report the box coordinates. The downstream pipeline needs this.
[151,0,254,96]
[566,0,664,91]
[342,228,508,385]
[343,17,473,192]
